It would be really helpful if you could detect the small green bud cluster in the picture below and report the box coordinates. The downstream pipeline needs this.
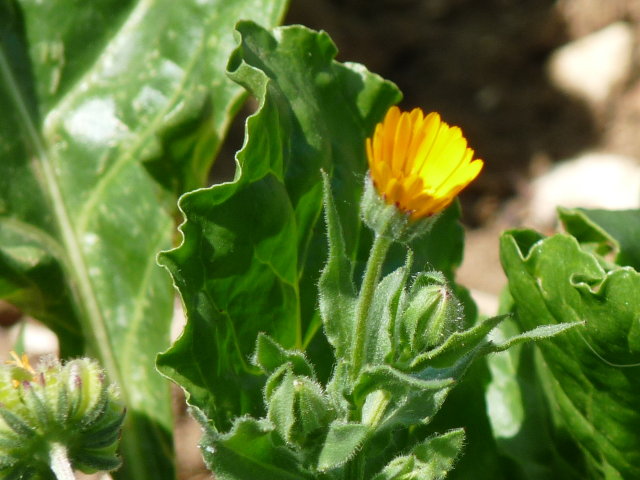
[0,353,125,479]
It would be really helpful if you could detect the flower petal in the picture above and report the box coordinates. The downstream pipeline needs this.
[366,107,483,220]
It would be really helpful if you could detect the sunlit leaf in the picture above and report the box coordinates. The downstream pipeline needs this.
[0,1,288,477]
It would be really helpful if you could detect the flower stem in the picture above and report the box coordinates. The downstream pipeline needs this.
[351,232,392,381]
[49,443,76,480]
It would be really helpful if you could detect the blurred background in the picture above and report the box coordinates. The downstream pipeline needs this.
[2,1,640,478]
[283,0,640,311]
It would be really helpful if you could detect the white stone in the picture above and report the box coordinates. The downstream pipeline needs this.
[548,22,633,105]
[528,152,640,228]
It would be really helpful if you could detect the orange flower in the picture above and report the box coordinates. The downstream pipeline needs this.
[366,106,483,220]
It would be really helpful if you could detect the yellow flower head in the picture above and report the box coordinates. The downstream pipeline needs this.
[366,106,483,220]
[5,351,37,388]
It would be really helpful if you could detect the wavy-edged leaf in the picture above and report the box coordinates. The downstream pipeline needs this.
[501,231,640,477]
[485,319,587,479]
[157,22,400,429]
[0,1,289,477]
[559,207,640,270]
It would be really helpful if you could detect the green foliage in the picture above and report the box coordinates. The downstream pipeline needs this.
[0,1,288,478]
[156,21,401,428]
[157,23,577,479]
[188,165,571,479]
[500,208,640,479]
[371,429,465,480]
[4,1,630,477]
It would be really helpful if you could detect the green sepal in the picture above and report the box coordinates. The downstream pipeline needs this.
[264,364,290,403]
[22,384,51,429]
[54,382,70,427]
[293,377,335,444]
[265,363,335,450]
[319,171,357,360]
[73,452,121,474]
[372,428,465,480]
[316,421,371,471]
[325,362,352,418]
[0,407,36,438]
[360,176,439,243]
[79,409,127,449]
[253,333,315,378]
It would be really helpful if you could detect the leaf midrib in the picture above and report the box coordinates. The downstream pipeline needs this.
[0,19,121,392]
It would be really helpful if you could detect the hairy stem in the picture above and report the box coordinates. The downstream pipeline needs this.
[49,443,76,480]
[351,232,392,381]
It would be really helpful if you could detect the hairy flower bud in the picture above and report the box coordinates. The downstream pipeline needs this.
[0,353,125,478]
[266,366,335,449]
[393,272,463,367]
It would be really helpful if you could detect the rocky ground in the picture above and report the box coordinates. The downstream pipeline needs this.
[2,1,640,478]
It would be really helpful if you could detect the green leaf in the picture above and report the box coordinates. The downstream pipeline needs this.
[559,208,640,270]
[372,429,465,480]
[201,416,314,480]
[253,333,315,378]
[424,360,506,480]
[316,421,371,471]
[364,258,410,366]
[485,321,587,479]
[353,365,454,407]
[352,364,453,432]
[0,1,289,478]
[501,230,640,477]
[488,321,583,353]
[266,367,296,444]
[409,315,507,371]
[318,170,356,360]
[157,22,400,428]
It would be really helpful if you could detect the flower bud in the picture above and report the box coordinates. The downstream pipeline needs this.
[0,353,125,478]
[266,367,335,449]
[394,272,463,366]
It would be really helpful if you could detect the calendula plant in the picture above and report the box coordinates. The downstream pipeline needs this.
[2,2,639,479]
[157,23,577,480]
